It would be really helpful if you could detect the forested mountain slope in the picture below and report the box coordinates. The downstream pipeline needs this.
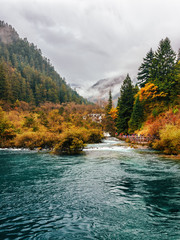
[0,20,87,105]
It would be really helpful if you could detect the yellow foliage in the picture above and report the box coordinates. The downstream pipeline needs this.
[137,83,167,102]
[14,131,60,149]
[6,110,25,129]
[137,108,180,155]
[109,107,118,120]
[1,102,104,151]
[152,124,180,155]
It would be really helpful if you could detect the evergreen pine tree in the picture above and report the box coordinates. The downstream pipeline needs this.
[116,74,134,134]
[0,63,13,101]
[137,48,154,87]
[151,37,176,99]
[128,95,144,133]
[173,59,180,103]
[104,90,115,135]
[177,49,180,62]
[106,90,112,113]
[0,63,7,100]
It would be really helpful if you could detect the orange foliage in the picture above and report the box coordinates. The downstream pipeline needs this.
[152,124,180,155]
[109,107,118,120]
[0,102,104,150]
[137,83,167,102]
[138,108,180,138]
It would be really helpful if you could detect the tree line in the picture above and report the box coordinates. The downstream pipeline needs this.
[105,37,180,137]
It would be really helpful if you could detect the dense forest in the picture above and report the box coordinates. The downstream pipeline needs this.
[0,21,87,105]
[104,38,180,155]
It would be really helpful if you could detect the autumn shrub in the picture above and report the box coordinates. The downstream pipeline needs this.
[14,100,31,112]
[0,107,16,147]
[2,128,16,140]
[53,131,84,155]
[152,124,180,155]
[86,129,104,143]
[70,127,89,142]
[137,108,180,154]
[14,131,60,149]
[14,132,38,149]
[7,110,25,129]
[64,127,104,144]
[0,127,16,148]
[139,109,180,138]
[0,102,104,150]
[37,111,49,127]
[23,115,37,128]
[35,132,60,149]
[52,127,103,155]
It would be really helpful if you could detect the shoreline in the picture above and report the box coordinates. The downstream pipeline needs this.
[1,140,180,160]
[115,137,180,159]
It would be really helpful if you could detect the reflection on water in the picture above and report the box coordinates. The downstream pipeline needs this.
[0,139,180,239]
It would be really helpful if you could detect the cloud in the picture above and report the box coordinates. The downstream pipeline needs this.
[22,10,55,28]
[0,0,180,86]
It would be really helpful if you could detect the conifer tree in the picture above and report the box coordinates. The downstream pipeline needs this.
[137,48,154,87]
[151,38,176,99]
[173,59,180,102]
[116,74,134,134]
[177,49,180,62]
[0,63,12,101]
[106,90,112,113]
[0,63,7,100]
[128,95,144,133]
[104,90,116,135]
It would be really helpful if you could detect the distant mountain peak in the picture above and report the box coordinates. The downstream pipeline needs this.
[91,75,125,91]
[0,20,19,44]
[74,75,126,105]
[75,75,137,105]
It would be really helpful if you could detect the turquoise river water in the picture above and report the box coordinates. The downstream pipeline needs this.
[0,138,180,239]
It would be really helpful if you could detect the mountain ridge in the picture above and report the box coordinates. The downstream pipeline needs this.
[0,21,87,105]
[0,20,19,44]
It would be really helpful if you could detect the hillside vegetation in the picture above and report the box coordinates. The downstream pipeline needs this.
[105,38,180,155]
[0,102,104,153]
[0,21,87,105]
[0,21,103,154]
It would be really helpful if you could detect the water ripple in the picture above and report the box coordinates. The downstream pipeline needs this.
[0,139,180,239]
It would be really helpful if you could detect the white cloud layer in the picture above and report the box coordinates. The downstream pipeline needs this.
[1,0,180,86]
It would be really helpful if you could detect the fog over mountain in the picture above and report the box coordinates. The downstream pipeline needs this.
[0,0,180,88]
[72,75,136,104]
[0,22,19,44]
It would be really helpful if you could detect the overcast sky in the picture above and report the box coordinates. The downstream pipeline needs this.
[1,0,180,87]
